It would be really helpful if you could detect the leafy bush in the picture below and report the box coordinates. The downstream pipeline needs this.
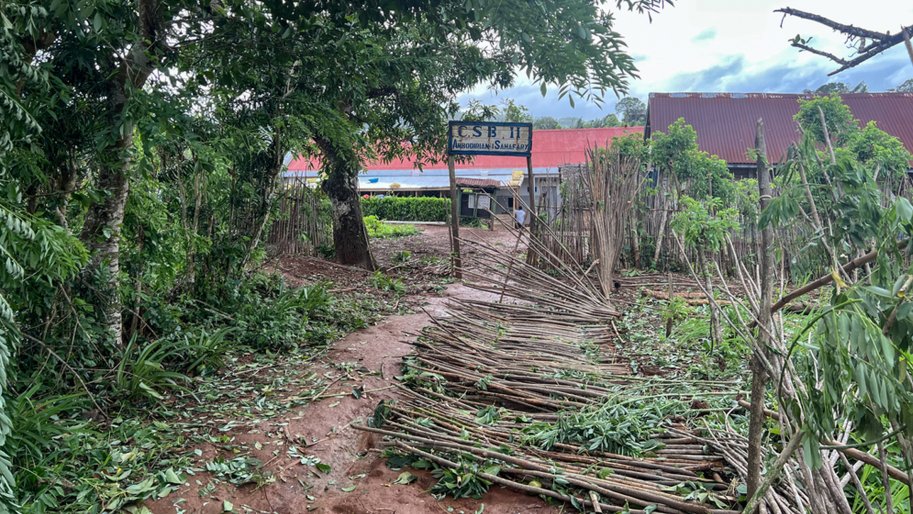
[161,326,237,376]
[362,196,450,222]
[363,216,419,239]
[221,274,335,350]
[393,250,412,263]
[370,271,406,295]
[114,337,191,402]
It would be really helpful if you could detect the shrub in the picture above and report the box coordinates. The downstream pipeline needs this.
[361,196,449,222]
[114,337,191,402]
[225,276,335,350]
[363,215,419,239]
[370,271,406,295]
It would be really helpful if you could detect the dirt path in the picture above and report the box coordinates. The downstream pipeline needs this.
[150,281,556,514]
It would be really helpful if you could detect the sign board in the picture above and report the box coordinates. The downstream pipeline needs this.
[448,121,533,157]
[509,170,524,186]
[478,194,491,211]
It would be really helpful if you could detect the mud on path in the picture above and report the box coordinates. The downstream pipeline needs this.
[148,226,555,514]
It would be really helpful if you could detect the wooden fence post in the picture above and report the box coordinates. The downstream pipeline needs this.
[448,155,462,279]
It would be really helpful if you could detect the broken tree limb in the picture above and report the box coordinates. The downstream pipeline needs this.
[776,7,913,74]
[770,239,909,314]
[737,398,912,485]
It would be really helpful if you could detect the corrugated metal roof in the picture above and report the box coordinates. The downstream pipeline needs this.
[455,177,501,189]
[646,92,913,165]
[288,127,643,172]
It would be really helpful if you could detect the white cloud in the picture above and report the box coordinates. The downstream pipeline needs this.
[459,0,913,119]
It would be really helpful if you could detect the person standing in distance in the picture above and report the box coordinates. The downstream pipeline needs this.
[513,205,526,230]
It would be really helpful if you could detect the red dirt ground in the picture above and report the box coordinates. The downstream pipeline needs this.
[147,226,557,514]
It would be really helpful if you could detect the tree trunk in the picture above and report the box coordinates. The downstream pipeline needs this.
[317,138,375,270]
[747,119,772,500]
[653,203,668,267]
[240,142,285,271]
[705,262,722,348]
[77,0,162,347]
[79,124,134,346]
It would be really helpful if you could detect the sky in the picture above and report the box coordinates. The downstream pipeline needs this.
[457,0,913,121]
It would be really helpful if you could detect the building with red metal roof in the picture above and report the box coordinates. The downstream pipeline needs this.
[646,92,913,173]
[285,126,643,218]
[285,126,643,191]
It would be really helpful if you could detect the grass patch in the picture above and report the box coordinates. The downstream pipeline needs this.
[364,215,419,239]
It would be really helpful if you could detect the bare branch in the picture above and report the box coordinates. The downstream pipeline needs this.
[789,42,848,65]
[776,7,890,40]
[777,6,913,74]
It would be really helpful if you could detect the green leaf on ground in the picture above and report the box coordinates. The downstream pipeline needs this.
[393,471,417,485]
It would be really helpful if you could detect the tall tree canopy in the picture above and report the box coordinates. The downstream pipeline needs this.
[615,96,647,125]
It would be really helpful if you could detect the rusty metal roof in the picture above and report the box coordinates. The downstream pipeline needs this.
[455,177,502,189]
[646,92,913,165]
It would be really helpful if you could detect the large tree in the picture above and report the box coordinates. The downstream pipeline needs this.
[891,78,913,92]
[7,0,214,347]
[616,96,647,125]
[533,116,561,129]
[297,0,668,268]
[808,81,867,94]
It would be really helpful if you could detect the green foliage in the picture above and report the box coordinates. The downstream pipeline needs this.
[219,275,336,350]
[891,78,913,92]
[573,113,622,128]
[460,217,486,228]
[205,456,267,486]
[159,327,236,376]
[810,81,867,95]
[362,197,450,222]
[370,271,406,295]
[522,396,679,456]
[1,0,671,509]
[393,250,412,264]
[533,116,561,129]
[764,96,913,482]
[460,100,501,122]
[671,197,739,252]
[795,94,858,146]
[363,216,419,239]
[12,404,189,513]
[660,296,691,325]
[844,121,913,182]
[430,457,500,499]
[764,106,909,280]
[500,99,532,123]
[854,457,911,512]
[613,133,651,163]
[114,337,191,403]
[652,118,735,203]
[615,96,647,125]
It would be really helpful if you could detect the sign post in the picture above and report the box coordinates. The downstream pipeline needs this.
[447,155,461,279]
[446,121,533,279]
[526,153,535,236]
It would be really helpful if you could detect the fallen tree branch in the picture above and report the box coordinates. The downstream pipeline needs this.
[771,239,909,314]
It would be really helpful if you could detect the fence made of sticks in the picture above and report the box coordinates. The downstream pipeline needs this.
[539,164,768,280]
[265,178,332,257]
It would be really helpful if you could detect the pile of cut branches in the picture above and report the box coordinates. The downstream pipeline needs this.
[356,237,809,513]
